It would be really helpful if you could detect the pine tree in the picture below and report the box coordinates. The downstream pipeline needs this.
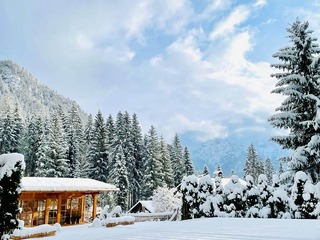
[11,103,23,153]
[109,140,129,210]
[278,161,284,175]
[269,19,320,183]
[46,113,69,177]
[0,154,25,239]
[170,134,184,186]
[0,106,15,154]
[159,136,174,187]
[142,126,163,199]
[183,146,194,176]
[34,133,50,177]
[88,111,108,182]
[264,157,275,185]
[81,114,94,178]
[130,113,145,203]
[65,105,83,177]
[202,165,209,176]
[243,144,264,184]
[22,117,43,176]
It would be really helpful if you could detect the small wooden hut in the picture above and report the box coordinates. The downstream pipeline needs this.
[19,177,118,227]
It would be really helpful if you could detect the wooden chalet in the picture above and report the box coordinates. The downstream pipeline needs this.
[19,177,118,227]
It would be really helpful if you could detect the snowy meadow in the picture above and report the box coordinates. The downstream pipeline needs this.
[30,218,319,240]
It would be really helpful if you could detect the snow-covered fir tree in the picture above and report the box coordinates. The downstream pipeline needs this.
[45,113,69,177]
[109,140,129,210]
[243,144,264,184]
[269,19,320,183]
[0,154,25,239]
[0,106,15,154]
[88,111,109,182]
[202,165,209,176]
[65,105,83,177]
[130,113,144,205]
[170,134,184,186]
[11,103,23,153]
[159,136,174,188]
[22,116,43,176]
[142,126,163,199]
[264,157,275,185]
[183,146,194,176]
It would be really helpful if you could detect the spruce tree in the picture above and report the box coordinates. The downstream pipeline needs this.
[142,126,163,199]
[0,106,15,154]
[88,111,108,182]
[269,19,320,183]
[170,134,184,186]
[202,165,210,176]
[264,157,275,185]
[46,113,69,177]
[65,105,83,177]
[243,144,264,184]
[11,103,23,153]
[109,140,129,210]
[159,136,174,187]
[22,117,43,176]
[130,113,145,203]
[183,146,194,176]
[0,154,25,239]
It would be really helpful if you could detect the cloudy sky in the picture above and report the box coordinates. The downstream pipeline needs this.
[0,0,319,142]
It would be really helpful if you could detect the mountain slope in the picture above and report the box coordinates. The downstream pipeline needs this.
[181,132,290,177]
[0,60,86,119]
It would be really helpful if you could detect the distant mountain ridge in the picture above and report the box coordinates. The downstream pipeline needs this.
[181,132,290,177]
[0,60,86,119]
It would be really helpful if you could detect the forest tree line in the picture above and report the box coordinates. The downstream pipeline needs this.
[0,104,195,210]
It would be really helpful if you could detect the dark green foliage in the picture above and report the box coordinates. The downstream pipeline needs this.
[269,19,320,182]
[0,154,25,238]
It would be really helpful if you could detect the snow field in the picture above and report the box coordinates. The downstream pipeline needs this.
[29,218,320,240]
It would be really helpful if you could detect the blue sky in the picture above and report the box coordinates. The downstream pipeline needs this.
[1,0,320,142]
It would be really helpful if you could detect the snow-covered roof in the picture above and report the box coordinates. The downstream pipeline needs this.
[127,200,155,213]
[21,177,119,193]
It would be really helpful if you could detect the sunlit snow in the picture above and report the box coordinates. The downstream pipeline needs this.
[28,218,319,240]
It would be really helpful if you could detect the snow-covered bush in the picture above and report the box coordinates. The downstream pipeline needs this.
[257,174,273,218]
[291,171,318,219]
[198,175,214,217]
[223,175,245,217]
[271,175,289,218]
[152,186,181,213]
[244,175,259,218]
[212,176,225,217]
[181,175,199,219]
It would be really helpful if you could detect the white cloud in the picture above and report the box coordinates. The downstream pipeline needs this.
[254,0,267,8]
[167,114,228,142]
[76,33,94,50]
[209,5,251,40]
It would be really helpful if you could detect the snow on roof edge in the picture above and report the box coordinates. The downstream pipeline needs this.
[21,177,119,193]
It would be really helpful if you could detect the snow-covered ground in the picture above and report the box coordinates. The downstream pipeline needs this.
[29,218,319,240]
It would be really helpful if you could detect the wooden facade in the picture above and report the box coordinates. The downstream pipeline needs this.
[19,177,118,227]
